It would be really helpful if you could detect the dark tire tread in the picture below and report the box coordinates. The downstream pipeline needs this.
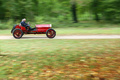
[13,29,23,39]
[46,28,56,38]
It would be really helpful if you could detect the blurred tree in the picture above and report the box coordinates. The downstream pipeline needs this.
[101,0,120,22]
[71,0,78,23]
[1,0,120,23]
[32,0,39,15]
[0,0,6,20]
[90,0,101,22]
[3,0,34,21]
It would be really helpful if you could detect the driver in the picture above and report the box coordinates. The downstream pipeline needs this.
[20,18,34,31]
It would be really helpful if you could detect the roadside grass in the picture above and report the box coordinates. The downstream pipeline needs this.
[55,27,120,35]
[0,39,120,79]
[0,27,120,36]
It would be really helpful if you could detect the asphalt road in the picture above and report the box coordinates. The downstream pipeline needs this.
[0,35,120,39]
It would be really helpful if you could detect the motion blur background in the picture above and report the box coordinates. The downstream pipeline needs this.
[0,0,120,29]
[0,0,120,79]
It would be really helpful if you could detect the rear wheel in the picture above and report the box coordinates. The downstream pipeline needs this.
[46,29,56,38]
[13,29,23,39]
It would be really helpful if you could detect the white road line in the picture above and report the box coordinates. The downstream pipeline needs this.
[0,35,120,40]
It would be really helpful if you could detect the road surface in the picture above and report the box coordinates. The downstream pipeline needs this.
[0,35,120,39]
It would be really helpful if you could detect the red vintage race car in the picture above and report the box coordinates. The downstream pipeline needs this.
[11,24,56,39]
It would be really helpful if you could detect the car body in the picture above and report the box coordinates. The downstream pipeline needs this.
[11,24,56,39]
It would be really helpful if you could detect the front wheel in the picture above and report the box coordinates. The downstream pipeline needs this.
[46,29,56,38]
[13,29,23,39]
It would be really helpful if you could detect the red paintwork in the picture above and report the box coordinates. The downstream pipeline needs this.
[36,24,51,33]
[14,24,52,34]
[36,24,52,28]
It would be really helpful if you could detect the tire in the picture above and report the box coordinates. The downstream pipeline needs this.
[46,28,56,38]
[13,29,23,39]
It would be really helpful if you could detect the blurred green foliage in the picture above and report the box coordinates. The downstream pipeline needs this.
[0,0,120,29]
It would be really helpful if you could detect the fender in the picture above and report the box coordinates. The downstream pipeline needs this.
[11,25,17,33]
[11,25,21,33]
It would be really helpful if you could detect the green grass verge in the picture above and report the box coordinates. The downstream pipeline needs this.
[0,27,120,36]
[0,39,120,79]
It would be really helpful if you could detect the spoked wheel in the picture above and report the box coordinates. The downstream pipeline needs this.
[13,29,23,39]
[46,29,56,38]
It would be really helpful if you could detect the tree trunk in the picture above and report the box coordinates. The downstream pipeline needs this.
[92,0,100,22]
[71,1,78,23]
[95,12,100,22]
